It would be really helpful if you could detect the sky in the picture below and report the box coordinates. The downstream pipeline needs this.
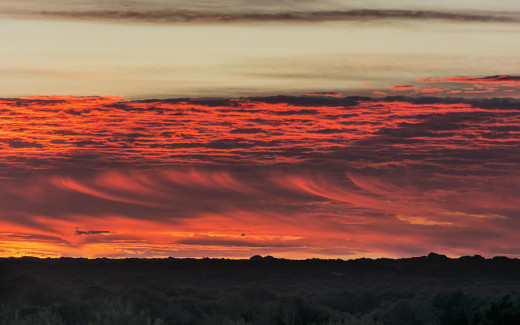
[0,0,520,259]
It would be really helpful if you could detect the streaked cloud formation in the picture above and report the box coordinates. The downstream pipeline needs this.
[422,75,520,84]
[1,89,519,258]
[4,9,520,24]
[3,0,520,25]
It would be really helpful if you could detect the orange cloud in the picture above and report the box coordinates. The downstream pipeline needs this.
[1,94,519,258]
[390,85,416,90]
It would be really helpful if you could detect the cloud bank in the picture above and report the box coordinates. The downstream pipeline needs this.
[1,93,519,175]
[2,9,520,24]
[0,89,519,258]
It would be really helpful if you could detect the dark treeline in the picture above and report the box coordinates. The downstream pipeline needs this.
[1,253,520,324]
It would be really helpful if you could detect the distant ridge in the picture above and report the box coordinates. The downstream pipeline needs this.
[1,252,517,262]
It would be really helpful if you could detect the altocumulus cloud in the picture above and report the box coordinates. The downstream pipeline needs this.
[0,91,519,258]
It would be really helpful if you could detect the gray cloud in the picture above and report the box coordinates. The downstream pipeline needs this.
[2,9,520,24]
[75,228,111,235]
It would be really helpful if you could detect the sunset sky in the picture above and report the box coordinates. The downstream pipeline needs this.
[1,0,520,259]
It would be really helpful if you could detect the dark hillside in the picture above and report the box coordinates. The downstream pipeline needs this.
[1,254,519,324]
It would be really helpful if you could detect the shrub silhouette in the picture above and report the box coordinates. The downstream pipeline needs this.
[0,255,519,325]
[477,295,520,325]
[274,297,329,325]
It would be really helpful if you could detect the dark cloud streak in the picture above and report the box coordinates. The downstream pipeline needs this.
[75,228,111,236]
[2,9,520,24]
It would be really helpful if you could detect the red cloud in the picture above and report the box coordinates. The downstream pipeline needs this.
[1,94,519,258]
[390,85,416,90]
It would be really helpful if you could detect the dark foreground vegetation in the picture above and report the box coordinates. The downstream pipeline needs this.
[1,253,520,325]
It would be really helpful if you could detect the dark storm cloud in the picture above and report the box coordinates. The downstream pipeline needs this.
[3,9,520,24]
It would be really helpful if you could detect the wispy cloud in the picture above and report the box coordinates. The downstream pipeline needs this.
[2,9,520,24]
[176,235,305,248]
[1,166,519,258]
[422,75,520,84]
[1,92,519,258]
